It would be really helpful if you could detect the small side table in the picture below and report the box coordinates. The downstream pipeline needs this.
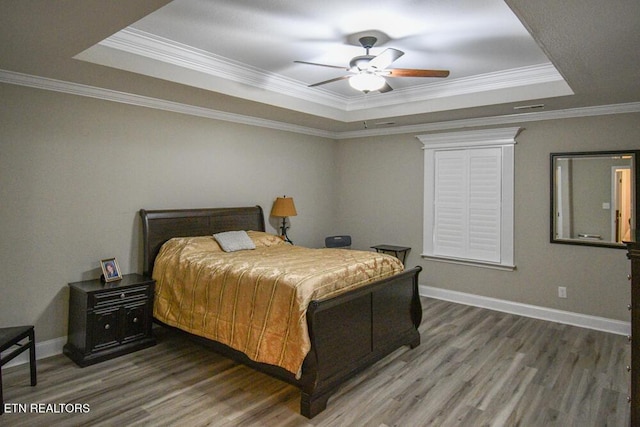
[371,245,411,264]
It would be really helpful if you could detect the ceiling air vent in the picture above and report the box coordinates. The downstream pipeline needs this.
[513,104,545,111]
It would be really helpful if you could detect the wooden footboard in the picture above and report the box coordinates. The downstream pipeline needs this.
[299,266,422,418]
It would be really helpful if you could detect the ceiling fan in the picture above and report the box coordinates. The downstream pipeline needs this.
[294,36,450,93]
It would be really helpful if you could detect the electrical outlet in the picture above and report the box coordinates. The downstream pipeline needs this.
[558,286,567,298]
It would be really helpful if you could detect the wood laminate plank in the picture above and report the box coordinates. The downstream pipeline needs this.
[1,298,630,426]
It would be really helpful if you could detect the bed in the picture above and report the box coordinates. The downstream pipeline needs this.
[140,206,422,418]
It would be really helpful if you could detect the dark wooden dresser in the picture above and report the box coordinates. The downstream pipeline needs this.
[627,241,640,425]
[64,273,156,367]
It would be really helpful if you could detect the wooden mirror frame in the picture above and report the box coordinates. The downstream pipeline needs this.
[550,150,639,248]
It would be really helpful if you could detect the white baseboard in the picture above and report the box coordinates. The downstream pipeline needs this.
[419,285,631,336]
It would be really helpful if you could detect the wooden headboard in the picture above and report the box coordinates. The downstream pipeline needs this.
[139,206,265,276]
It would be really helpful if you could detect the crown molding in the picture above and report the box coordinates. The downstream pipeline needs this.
[2,69,639,141]
[0,69,337,139]
[335,102,640,139]
[93,27,348,110]
[82,27,570,117]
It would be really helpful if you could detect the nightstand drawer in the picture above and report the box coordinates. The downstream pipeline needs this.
[91,286,149,308]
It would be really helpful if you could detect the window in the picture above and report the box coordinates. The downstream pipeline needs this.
[418,128,520,270]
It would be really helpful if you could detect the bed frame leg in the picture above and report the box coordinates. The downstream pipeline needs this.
[300,390,331,419]
[409,334,421,349]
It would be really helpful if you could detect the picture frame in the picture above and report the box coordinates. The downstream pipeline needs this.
[100,257,122,282]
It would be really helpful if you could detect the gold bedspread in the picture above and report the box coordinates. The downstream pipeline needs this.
[152,231,404,375]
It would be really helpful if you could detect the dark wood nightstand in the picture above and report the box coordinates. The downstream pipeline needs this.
[64,273,156,367]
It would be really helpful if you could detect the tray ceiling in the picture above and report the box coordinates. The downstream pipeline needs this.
[74,0,572,123]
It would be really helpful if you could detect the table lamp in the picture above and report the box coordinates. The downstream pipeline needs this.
[270,196,297,244]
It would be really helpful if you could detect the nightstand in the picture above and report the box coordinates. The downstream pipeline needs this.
[64,273,156,367]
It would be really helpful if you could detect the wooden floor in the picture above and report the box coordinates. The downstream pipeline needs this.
[1,298,631,426]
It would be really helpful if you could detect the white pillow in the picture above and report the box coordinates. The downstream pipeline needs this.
[213,230,256,252]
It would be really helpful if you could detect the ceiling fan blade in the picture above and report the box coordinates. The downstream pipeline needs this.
[367,48,404,71]
[379,81,393,93]
[294,60,349,70]
[387,68,450,78]
[308,75,350,87]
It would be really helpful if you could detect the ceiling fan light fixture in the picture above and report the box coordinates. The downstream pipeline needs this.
[349,73,386,92]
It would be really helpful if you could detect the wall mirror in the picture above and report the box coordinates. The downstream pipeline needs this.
[551,150,638,248]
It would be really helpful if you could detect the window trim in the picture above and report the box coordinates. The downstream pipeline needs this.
[418,127,521,270]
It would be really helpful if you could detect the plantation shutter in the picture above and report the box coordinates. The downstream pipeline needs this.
[467,148,501,262]
[433,147,502,262]
[433,150,467,257]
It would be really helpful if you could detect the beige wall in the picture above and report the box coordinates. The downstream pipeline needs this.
[336,113,639,321]
[1,81,637,344]
[0,83,338,341]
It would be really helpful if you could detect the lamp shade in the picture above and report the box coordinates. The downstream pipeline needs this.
[270,196,297,217]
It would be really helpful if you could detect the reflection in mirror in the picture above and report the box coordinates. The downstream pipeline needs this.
[551,150,638,248]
